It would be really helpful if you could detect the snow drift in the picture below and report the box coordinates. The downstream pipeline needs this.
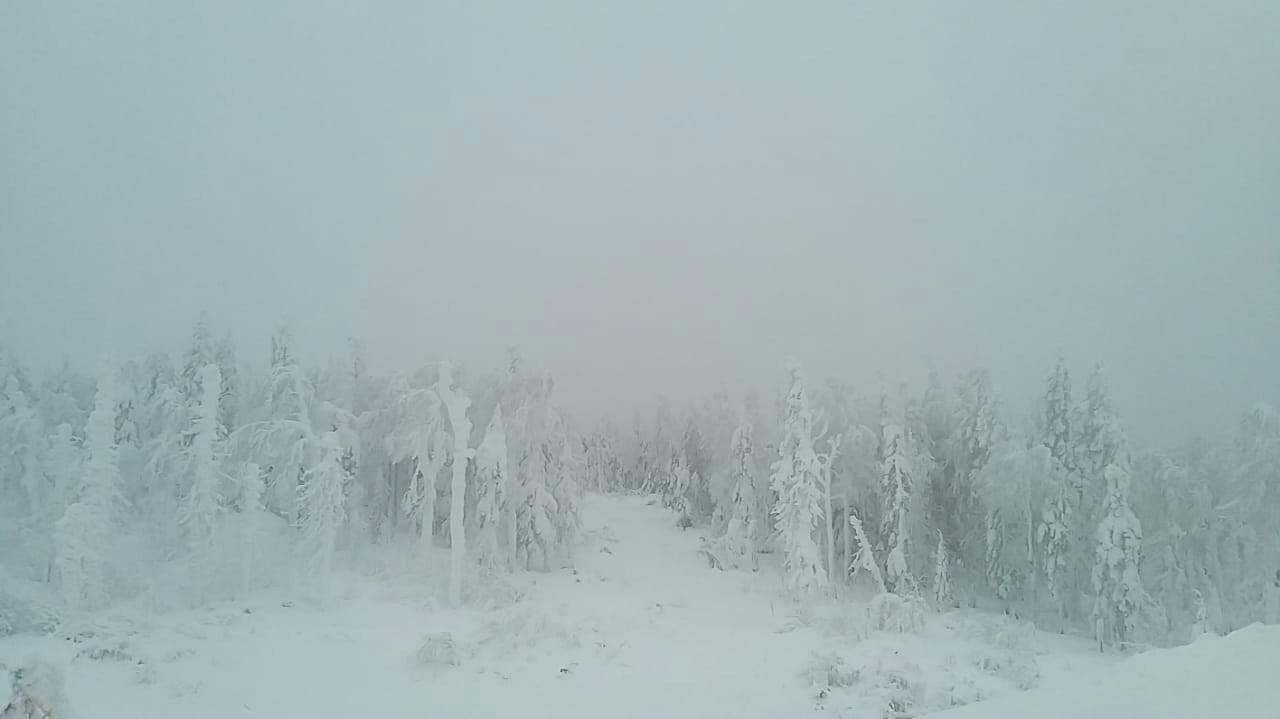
[929,623,1280,718]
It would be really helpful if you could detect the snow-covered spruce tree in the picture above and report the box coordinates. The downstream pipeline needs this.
[179,316,216,428]
[1078,365,1125,513]
[1091,462,1148,651]
[820,433,843,584]
[248,325,317,522]
[770,362,827,595]
[214,334,238,440]
[976,434,1056,613]
[436,363,475,606]
[947,368,996,590]
[54,367,123,613]
[179,365,224,546]
[298,430,348,605]
[178,364,227,601]
[473,404,508,574]
[550,437,584,560]
[236,461,266,598]
[394,378,447,565]
[1,371,42,517]
[1039,358,1080,622]
[723,415,760,569]
[517,442,558,570]
[877,390,915,594]
[933,530,952,608]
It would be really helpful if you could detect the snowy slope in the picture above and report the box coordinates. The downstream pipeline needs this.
[927,623,1280,718]
[2,495,1121,718]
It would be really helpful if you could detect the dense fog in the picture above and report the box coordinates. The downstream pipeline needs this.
[2,2,1278,718]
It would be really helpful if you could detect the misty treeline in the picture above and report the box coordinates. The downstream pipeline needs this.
[0,317,584,631]
[581,361,1279,650]
[2,319,1278,654]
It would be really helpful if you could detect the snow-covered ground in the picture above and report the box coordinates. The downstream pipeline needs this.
[8,493,1236,719]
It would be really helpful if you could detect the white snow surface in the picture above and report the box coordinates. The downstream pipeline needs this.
[931,622,1280,718]
[7,494,1267,718]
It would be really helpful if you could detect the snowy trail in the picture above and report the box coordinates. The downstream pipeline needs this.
[425,494,819,718]
[2,494,1114,718]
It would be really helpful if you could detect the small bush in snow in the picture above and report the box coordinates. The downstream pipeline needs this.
[845,653,926,718]
[474,608,581,659]
[415,632,465,667]
[867,593,928,634]
[969,648,1039,689]
[0,578,59,638]
[801,651,859,689]
[957,613,1035,651]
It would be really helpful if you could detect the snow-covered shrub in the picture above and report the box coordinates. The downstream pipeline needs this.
[474,607,581,660]
[956,612,1035,651]
[1,661,71,719]
[811,604,870,640]
[844,653,927,719]
[801,651,859,690]
[968,648,1039,689]
[867,592,928,634]
[415,632,466,667]
[0,575,59,638]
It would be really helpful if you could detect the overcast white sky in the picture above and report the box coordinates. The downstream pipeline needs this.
[2,1,1278,444]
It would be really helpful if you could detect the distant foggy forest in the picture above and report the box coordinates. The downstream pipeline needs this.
[3,316,1277,651]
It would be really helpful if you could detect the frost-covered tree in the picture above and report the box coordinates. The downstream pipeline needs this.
[473,405,508,573]
[436,363,474,606]
[179,316,216,419]
[848,508,885,594]
[723,416,760,569]
[550,438,584,558]
[977,434,1056,611]
[933,530,952,607]
[298,430,347,605]
[236,461,267,597]
[877,390,915,593]
[250,325,316,521]
[1,371,42,516]
[1078,365,1125,507]
[770,362,827,595]
[945,369,997,587]
[214,334,238,440]
[179,365,225,551]
[54,367,122,613]
[1092,463,1147,650]
[516,442,558,571]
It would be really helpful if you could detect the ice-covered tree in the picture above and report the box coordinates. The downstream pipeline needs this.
[179,316,216,419]
[933,530,952,607]
[436,363,474,606]
[945,369,996,584]
[723,416,760,569]
[550,437,584,558]
[977,434,1056,610]
[54,367,123,613]
[214,334,239,439]
[1092,463,1147,650]
[298,430,348,605]
[770,362,827,595]
[1078,365,1125,505]
[877,391,915,593]
[473,404,508,573]
[516,442,558,570]
[236,461,267,597]
[848,508,885,594]
[179,365,225,551]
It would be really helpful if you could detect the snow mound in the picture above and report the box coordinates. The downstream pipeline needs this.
[927,623,1280,718]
